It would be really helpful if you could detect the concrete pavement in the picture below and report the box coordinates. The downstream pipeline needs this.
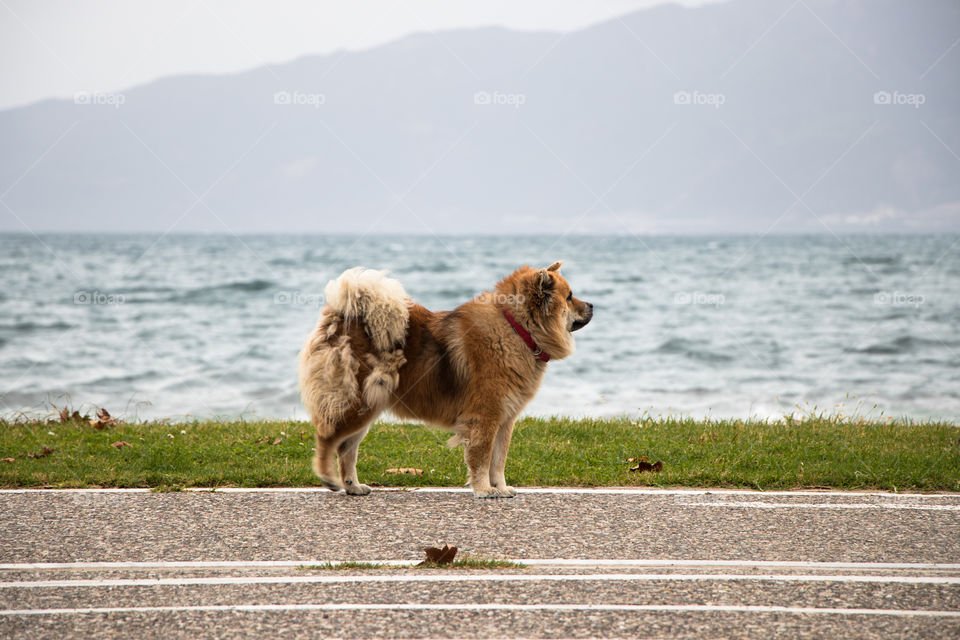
[1,487,958,638]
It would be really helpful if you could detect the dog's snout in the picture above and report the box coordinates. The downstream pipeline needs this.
[571,301,593,332]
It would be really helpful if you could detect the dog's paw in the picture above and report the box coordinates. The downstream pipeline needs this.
[472,485,515,499]
[495,485,517,497]
[319,477,343,492]
[344,481,372,496]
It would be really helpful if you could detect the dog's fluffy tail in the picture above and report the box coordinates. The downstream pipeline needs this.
[298,268,409,436]
[323,267,409,352]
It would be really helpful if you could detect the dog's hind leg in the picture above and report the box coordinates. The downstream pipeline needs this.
[488,419,517,497]
[338,422,373,496]
[313,428,343,492]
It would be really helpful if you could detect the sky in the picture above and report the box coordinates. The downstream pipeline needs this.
[0,0,722,110]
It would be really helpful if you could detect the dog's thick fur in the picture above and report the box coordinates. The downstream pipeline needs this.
[298,262,593,498]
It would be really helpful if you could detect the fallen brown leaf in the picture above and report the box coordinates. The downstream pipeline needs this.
[1,458,14,464]
[386,468,423,476]
[26,446,55,459]
[629,459,664,473]
[89,408,117,430]
[58,407,86,424]
[254,436,268,444]
[418,544,457,566]
[271,437,283,445]
[111,441,132,449]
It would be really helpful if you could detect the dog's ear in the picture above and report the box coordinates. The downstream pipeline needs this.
[533,268,555,311]
[546,261,562,273]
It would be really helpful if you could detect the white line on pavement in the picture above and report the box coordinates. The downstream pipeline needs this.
[519,559,960,570]
[3,559,958,571]
[2,603,958,617]
[674,501,960,511]
[3,573,959,589]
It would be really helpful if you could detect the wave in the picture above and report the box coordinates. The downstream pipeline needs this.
[432,287,479,300]
[397,262,458,273]
[611,275,645,283]
[171,279,276,302]
[1,320,75,333]
[857,335,945,355]
[653,337,734,363]
[114,285,178,294]
[843,255,900,265]
[83,370,164,387]
[644,386,721,395]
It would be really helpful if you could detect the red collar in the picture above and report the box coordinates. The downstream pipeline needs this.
[502,309,550,363]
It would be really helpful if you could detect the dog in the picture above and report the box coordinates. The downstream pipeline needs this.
[298,261,592,498]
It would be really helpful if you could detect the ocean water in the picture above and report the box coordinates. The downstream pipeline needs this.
[1,233,958,422]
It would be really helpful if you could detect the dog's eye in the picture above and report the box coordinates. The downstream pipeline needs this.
[566,292,572,302]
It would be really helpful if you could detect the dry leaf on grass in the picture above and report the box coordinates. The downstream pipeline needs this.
[272,437,283,445]
[386,468,423,476]
[111,441,132,449]
[26,447,55,459]
[58,407,86,424]
[629,456,664,473]
[89,408,116,430]
[1,458,14,464]
[417,544,457,566]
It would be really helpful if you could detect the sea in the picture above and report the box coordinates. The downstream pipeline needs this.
[1,233,958,423]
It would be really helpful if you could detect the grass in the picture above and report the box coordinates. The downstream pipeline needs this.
[299,561,390,570]
[439,557,527,570]
[298,558,526,571]
[1,414,958,491]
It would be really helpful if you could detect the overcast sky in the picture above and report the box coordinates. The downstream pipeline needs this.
[0,0,722,110]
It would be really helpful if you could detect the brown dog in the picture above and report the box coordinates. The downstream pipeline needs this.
[298,262,592,498]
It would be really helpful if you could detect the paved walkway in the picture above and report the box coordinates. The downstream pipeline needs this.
[1,487,958,638]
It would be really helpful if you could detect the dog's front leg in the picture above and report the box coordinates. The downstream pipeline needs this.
[461,414,513,498]
[489,419,517,497]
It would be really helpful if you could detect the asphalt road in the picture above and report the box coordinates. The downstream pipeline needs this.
[1,487,958,639]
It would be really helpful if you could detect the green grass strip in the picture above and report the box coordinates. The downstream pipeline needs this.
[298,557,525,571]
[298,562,390,571]
[1,415,958,491]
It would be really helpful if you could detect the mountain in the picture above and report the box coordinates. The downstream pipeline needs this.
[1,0,958,233]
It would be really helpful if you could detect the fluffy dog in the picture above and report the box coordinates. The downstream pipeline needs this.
[298,262,593,498]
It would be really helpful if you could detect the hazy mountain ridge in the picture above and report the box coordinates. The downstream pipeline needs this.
[2,0,958,233]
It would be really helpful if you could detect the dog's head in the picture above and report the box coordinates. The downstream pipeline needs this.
[497,261,593,360]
